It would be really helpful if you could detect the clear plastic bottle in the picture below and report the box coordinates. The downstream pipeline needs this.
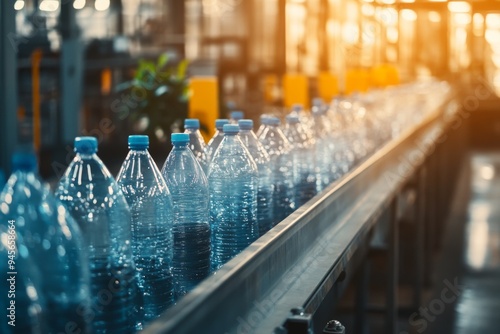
[56,137,139,333]
[238,119,274,236]
[0,151,91,333]
[184,119,209,174]
[229,110,244,124]
[312,102,333,192]
[327,100,352,175]
[208,124,259,270]
[256,114,271,138]
[0,225,47,334]
[116,135,174,324]
[331,97,356,170]
[205,119,229,163]
[258,117,295,224]
[284,115,317,207]
[161,133,211,298]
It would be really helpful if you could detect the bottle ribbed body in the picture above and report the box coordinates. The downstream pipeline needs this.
[208,130,258,270]
[1,165,91,334]
[239,128,274,236]
[161,138,211,299]
[258,122,295,224]
[117,147,174,324]
[284,118,317,207]
[57,151,138,333]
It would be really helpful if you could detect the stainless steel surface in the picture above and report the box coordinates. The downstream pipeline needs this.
[144,95,459,334]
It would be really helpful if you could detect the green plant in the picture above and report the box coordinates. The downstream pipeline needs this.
[116,54,189,143]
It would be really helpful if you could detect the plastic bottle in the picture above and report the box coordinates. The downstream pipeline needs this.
[56,137,139,333]
[0,152,91,333]
[290,103,314,133]
[256,114,271,138]
[184,119,209,174]
[328,100,353,175]
[0,225,47,334]
[116,135,174,323]
[229,110,244,124]
[238,119,274,236]
[312,102,333,192]
[284,115,317,207]
[161,133,211,298]
[205,119,229,163]
[208,124,259,270]
[258,117,295,224]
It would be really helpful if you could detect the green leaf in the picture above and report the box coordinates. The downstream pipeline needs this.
[177,59,189,79]
[157,53,169,70]
[135,60,156,81]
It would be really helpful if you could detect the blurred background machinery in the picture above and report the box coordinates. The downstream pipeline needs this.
[3,0,500,177]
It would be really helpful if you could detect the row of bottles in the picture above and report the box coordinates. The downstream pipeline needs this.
[0,81,452,333]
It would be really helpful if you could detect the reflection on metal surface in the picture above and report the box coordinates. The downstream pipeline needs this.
[467,202,489,270]
[467,155,500,271]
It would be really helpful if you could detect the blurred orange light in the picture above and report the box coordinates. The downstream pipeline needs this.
[489,42,500,55]
[375,8,398,26]
[448,1,471,13]
[492,54,500,68]
[287,3,306,20]
[346,1,359,21]
[486,14,500,29]
[485,29,500,45]
[342,23,359,44]
[428,11,441,23]
[362,4,375,16]
[386,26,398,43]
[454,13,471,26]
[473,13,484,36]
[401,9,417,21]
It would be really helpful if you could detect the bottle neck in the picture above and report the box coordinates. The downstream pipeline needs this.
[76,152,97,159]
[129,147,149,153]
[173,143,189,150]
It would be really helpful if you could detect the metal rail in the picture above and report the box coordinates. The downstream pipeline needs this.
[143,95,459,334]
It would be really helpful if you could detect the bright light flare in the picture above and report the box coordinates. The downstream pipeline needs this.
[39,0,59,12]
[14,0,25,10]
[95,0,110,11]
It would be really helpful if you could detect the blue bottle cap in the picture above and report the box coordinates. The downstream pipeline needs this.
[215,119,229,130]
[230,111,244,120]
[292,104,303,112]
[312,97,324,107]
[223,124,240,134]
[286,114,300,124]
[261,116,280,126]
[184,119,200,129]
[171,133,189,144]
[238,119,253,130]
[74,137,98,154]
[11,152,37,172]
[128,135,149,150]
